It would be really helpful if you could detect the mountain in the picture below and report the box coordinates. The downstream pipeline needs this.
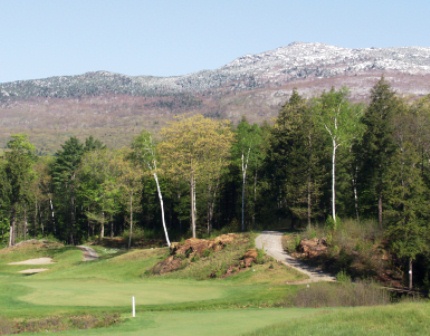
[2,42,430,153]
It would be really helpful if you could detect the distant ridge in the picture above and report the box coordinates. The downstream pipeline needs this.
[1,42,430,152]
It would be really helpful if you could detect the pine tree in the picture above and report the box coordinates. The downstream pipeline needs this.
[50,137,85,244]
[357,77,399,227]
[265,90,325,227]
[4,134,36,246]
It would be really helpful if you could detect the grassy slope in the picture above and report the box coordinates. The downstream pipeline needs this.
[0,237,428,335]
[243,302,430,336]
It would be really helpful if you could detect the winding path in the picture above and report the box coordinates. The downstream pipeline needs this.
[77,245,99,261]
[255,231,336,283]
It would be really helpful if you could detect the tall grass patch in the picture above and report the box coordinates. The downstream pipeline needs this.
[283,280,391,308]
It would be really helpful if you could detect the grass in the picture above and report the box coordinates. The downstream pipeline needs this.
[0,234,427,335]
[27,308,316,336]
[243,302,430,336]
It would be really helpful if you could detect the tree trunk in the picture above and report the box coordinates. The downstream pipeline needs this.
[23,206,28,240]
[49,197,56,234]
[252,171,258,230]
[352,166,360,221]
[378,193,383,228]
[207,179,220,235]
[307,177,312,230]
[331,140,337,224]
[128,193,133,249]
[207,185,213,235]
[241,149,250,232]
[100,211,105,239]
[69,174,76,245]
[153,172,171,247]
[190,172,197,238]
[409,257,413,289]
[9,205,16,247]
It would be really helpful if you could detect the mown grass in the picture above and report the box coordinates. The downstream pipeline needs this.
[0,235,426,335]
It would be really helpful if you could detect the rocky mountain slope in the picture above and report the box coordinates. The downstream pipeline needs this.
[1,42,430,152]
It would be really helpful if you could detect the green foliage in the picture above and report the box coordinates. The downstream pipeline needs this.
[336,269,351,283]
[2,78,430,289]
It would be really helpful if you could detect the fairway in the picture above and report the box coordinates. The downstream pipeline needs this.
[30,308,314,336]
[19,278,227,306]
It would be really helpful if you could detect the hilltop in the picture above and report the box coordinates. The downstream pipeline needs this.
[2,42,430,152]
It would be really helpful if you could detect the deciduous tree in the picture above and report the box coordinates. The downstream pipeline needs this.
[158,115,233,237]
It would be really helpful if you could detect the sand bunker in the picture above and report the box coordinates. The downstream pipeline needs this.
[19,268,49,274]
[8,257,54,265]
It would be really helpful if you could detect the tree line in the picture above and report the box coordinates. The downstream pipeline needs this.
[1,77,430,285]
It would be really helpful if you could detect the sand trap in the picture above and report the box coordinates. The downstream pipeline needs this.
[19,268,48,274]
[8,257,54,265]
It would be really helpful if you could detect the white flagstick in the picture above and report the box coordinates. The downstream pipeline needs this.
[132,296,136,317]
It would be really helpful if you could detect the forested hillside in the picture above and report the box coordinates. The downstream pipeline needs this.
[1,78,430,290]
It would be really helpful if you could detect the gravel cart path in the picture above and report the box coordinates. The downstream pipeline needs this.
[255,231,335,283]
[77,245,99,261]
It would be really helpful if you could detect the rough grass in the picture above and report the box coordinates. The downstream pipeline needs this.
[243,302,430,336]
[0,313,120,335]
[277,280,391,308]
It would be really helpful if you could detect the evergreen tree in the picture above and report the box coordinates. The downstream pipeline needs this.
[4,135,36,246]
[50,137,85,244]
[357,77,399,227]
[265,90,325,228]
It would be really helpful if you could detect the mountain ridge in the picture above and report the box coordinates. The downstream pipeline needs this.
[1,42,430,153]
[2,42,430,99]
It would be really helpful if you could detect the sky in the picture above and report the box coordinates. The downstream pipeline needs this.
[1,0,429,83]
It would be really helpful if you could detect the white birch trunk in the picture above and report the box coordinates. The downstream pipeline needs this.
[190,173,197,238]
[332,138,337,224]
[241,148,250,232]
[100,211,105,239]
[153,171,171,247]
[352,173,359,221]
[49,198,56,234]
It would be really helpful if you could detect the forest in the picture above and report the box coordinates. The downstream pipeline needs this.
[1,77,430,289]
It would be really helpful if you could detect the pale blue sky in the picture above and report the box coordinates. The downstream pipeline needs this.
[1,0,429,83]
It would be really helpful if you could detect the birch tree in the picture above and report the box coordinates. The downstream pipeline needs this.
[314,88,363,225]
[131,130,171,247]
[232,119,264,231]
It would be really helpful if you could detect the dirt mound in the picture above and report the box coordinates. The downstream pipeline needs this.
[152,234,240,275]
[240,249,258,268]
[293,238,328,258]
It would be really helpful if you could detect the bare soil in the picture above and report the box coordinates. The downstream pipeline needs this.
[8,257,54,265]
